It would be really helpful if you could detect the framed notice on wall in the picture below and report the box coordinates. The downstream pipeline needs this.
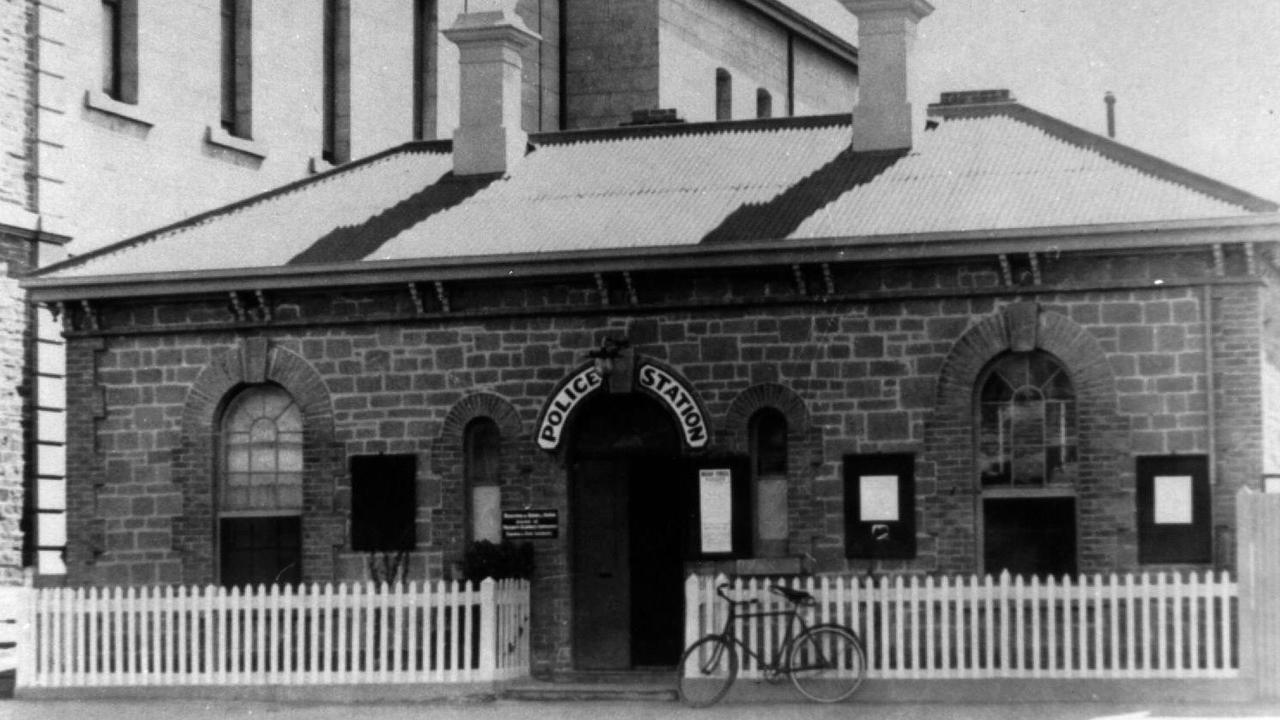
[698,468,733,554]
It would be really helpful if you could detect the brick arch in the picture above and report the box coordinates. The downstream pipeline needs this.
[935,305,1114,412]
[436,392,524,447]
[723,382,810,448]
[926,302,1130,575]
[181,339,335,440]
[430,393,525,561]
[173,339,341,585]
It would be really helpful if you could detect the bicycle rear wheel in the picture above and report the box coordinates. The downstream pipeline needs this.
[676,634,738,708]
[787,625,865,703]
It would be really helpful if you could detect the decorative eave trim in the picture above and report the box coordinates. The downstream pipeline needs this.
[23,213,1280,303]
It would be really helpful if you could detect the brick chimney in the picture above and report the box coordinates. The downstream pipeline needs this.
[841,0,934,151]
[442,3,540,176]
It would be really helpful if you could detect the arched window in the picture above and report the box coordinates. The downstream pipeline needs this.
[221,385,303,512]
[464,417,502,543]
[219,385,303,586]
[756,88,773,119]
[715,68,732,121]
[977,352,1076,487]
[749,408,788,556]
[977,352,1078,578]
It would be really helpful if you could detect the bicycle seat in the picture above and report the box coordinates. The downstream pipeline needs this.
[770,585,815,605]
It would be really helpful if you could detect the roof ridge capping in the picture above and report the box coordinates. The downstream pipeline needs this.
[927,89,1279,213]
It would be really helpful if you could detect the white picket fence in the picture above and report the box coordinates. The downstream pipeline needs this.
[685,571,1238,680]
[10,578,530,688]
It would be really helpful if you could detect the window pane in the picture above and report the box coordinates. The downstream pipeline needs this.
[976,352,1075,488]
[222,385,303,512]
[465,418,501,486]
[751,409,787,476]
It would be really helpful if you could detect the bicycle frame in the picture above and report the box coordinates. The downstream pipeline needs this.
[709,587,814,675]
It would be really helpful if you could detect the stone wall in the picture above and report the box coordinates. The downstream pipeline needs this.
[55,245,1268,668]
[0,270,26,584]
[0,0,36,215]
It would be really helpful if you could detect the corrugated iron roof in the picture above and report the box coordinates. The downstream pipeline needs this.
[40,105,1275,281]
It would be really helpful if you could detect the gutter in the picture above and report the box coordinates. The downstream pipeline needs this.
[23,213,1280,303]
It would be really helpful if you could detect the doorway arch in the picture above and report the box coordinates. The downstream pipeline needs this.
[568,392,690,670]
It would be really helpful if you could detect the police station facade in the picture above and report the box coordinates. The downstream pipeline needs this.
[27,1,1280,675]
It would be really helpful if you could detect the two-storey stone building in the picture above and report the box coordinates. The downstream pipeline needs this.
[24,1,1280,673]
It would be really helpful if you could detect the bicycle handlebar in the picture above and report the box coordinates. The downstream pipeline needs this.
[715,583,759,605]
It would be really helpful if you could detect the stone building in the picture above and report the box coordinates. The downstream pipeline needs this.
[0,0,860,579]
[24,0,1280,673]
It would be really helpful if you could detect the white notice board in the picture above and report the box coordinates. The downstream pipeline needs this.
[859,475,900,522]
[1154,475,1193,525]
[699,468,733,554]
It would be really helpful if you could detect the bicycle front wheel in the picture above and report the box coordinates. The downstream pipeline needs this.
[788,625,866,703]
[676,634,738,708]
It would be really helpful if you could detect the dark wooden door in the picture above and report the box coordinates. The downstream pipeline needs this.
[571,458,632,669]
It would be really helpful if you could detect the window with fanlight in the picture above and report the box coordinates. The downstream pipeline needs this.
[218,384,304,586]
[977,351,1077,487]
[220,385,303,514]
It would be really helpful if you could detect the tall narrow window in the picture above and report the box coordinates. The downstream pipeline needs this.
[221,0,252,138]
[750,409,788,556]
[101,0,138,103]
[322,0,351,163]
[219,385,303,586]
[465,418,502,543]
[978,352,1077,487]
[756,88,773,119]
[715,68,732,121]
[976,351,1079,578]
[413,0,438,140]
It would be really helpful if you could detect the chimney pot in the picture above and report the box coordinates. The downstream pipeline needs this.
[841,0,935,152]
[443,5,540,176]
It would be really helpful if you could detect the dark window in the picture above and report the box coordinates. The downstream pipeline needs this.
[983,497,1076,577]
[322,0,351,163]
[413,0,438,140]
[1137,455,1212,564]
[978,352,1076,487]
[102,0,121,97]
[756,88,772,119]
[464,417,501,487]
[750,408,787,477]
[844,453,915,559]
[101,0,137,103]
[220,516,301,587]
[220,0,251,137]
[715,68,732,121]
[351,454,417,552]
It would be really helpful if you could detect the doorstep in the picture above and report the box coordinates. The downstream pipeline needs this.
[502,670,678,702]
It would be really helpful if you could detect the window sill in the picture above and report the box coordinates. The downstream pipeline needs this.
[83,89,154,129]
[205,125,267,159]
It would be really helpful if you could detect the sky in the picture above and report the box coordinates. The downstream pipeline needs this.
[904,0,1280,201]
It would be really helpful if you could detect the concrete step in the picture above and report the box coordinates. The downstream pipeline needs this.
[502,673,678,702]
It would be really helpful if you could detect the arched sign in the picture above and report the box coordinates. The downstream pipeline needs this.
[535,364,604,451]
[534,359,711,452]
[636,362,709,449]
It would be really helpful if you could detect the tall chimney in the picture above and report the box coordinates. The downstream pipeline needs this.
[841,0,934,152]
[1104,91,1117,139]
[443,3,540,176]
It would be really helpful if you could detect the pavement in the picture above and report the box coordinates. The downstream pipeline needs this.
[2,698,1280,720]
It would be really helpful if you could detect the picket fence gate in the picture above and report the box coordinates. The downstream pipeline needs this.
[12,577,530,688]
[685,571,1238,680]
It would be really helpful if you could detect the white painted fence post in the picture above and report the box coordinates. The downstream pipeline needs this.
[14,571,35,689]
[1237,488,1280,699]
[477,578,496,682]
[683,574,700,649]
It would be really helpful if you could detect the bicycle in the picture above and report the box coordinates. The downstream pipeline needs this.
[675,581,866,707]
